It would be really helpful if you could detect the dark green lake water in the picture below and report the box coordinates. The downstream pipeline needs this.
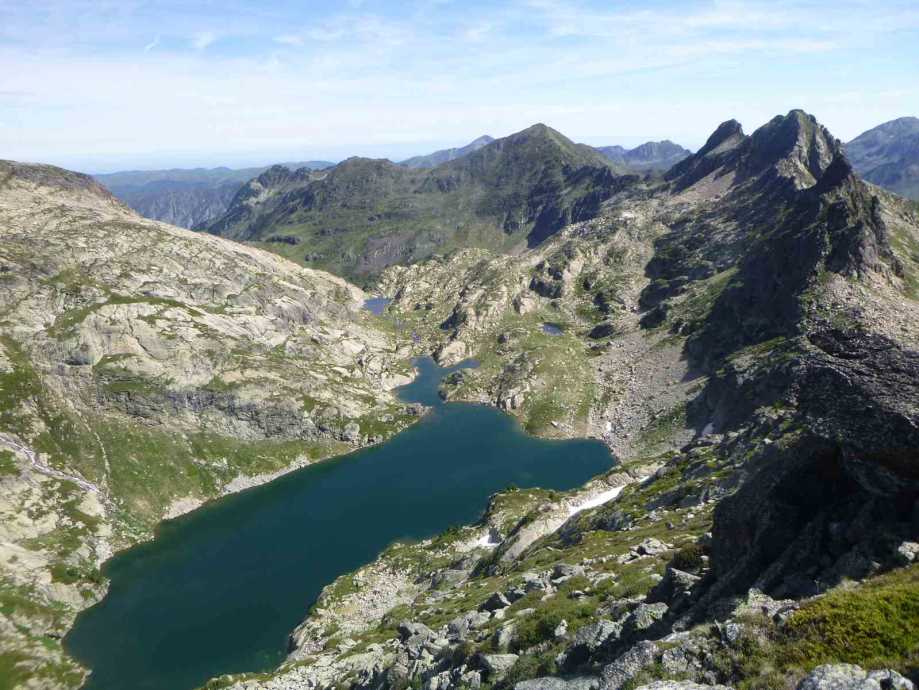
[64,357,612,690]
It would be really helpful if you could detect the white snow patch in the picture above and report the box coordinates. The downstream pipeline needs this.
[567,486,625,517]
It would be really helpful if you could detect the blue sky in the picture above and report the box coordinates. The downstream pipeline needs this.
[1,0,917,173]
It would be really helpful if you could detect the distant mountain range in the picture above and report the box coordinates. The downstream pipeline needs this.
[197,124,634,277]
[846,117,919,201]
[595,140,692,171]
[93,162,335,228]
[400,136,495,169]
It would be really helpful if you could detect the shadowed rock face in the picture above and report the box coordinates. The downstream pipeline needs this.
[704,326,919,600]
[95,162,336,228]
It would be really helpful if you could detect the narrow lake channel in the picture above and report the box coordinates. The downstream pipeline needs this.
[65,348,612,690]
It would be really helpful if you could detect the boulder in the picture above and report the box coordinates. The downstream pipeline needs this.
[514,295,537,314]
[342,422,361,442]
[895,541,919,566]
[560,619,622,666]
[480,653,519,677]
[796,664,915,690]
[635,538,670,556]
[494,621,517,648]
[600,641,658,690]
[646,568,701,612]
[480,592,512,612]
[515,678,600,690]
[432,569,469,588]
[624,603,668,634]
[660,636,714,679]
[553,564,587,580]
[447,611,491,641]
[434,340,467,366]
[398,621,435,642]
[635,680,733,690]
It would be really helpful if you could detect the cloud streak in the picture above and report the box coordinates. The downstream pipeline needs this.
[1,0,916,170]
[192,31,217,51]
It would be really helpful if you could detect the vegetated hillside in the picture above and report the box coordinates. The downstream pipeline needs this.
[0,160,419,688]
[596,140,692,171]
[846,117,919,200]
[401,136,495,169]
[197,125,632,279]
[204,110,919,690]
[94,161,336,228]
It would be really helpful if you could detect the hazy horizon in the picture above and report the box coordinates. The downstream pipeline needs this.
[3,0,918,173]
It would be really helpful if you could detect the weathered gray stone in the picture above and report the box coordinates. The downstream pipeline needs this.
[796,664,915,690]
[480,591,512,612]
[480,653,519,677]
[447,611,491,640]
[494,621,517,648]
[398,620,434,641]
[625,603,668,632]
[515,677,600,690]
[600,640,658,690]
[635,680,733,690]
[895,541,919,566]
[432,569,468,588]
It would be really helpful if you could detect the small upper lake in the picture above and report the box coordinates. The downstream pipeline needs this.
[541,323,564,336]
[64,358,612,690]
[363,296,392,315]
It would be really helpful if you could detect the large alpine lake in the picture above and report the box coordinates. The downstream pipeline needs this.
[64,356,612,690]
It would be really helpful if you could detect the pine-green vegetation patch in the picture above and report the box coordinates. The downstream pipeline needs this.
[779,565,919,670]
[0,450,21,477]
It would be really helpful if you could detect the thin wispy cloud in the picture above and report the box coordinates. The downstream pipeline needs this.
[461,22,493,43]
[192,31,217,51]
[1,0,916,171]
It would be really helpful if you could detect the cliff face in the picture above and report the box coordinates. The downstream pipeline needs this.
[117,183,242,228]
[204,111,919,690]
[0,160,419,687]
[94,161,337,228]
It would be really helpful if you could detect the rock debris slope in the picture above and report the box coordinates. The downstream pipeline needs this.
[0,160,417,687]
[204,111,919,690]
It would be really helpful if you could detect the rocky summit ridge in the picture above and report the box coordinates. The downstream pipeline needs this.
[200,110,919,690]
[1,107,919,690]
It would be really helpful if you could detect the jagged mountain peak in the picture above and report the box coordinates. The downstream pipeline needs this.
[745,109,843,186]
[699,119,745,156]
[668,110,849,192]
